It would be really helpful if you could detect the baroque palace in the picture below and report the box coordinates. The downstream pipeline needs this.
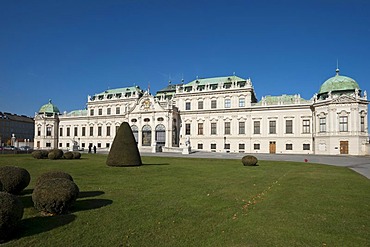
[34,69,369,155]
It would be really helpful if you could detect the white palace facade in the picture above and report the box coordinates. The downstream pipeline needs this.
[34,69,369,155]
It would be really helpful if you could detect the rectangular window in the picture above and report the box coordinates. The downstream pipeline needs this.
[59,143,62,148]
[98,109,102,115]
[303,120,310,133]
[46,142,51,147]
[81,143,85,148]
[339,116,348,132]
[254,121,260,134]
[224,143,230,149]
[66,127,70,137]
[37,127,41,136]
[211,143,216,150]
[361,116,365,132]
[269,120,276,134]
[286,120,293,134]
[198,143,203,149]
[239,98,245,107]
[185,102,191,110]
[198,123,203,135]
[211,123,217,135]
[239,122,245,134]
[303,144,310,150]
[59,128,63,137]
[82,127,86,136]
[224,99,231,108]
[107,108,111,115]
[98,126,102,136]
[185,123,191,135]
[286,144,293,150]
[107,126,111,136]
[90,126,94,136]
[90,109,94,116]
[116,107,120,114]
[198,101,203,110]
[116,126,119,134]
[74,127,78,137]
[106,143,110,148]
[254,143,260,150]
[97,143,101,148]
[211,100,217,109]
[239,143,245,150]
[224,122,231,135]
[319,117,326,132]
[66,143,70,148]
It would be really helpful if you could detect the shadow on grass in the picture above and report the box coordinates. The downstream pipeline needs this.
[142,163,170,166]
[19,195,34,209]
[20,188,33,195]
[73,198,113,212]
[78,190,105,198]
[16,214,76,239]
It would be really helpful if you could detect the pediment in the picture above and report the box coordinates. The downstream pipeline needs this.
[130,95,165,114]
[330,95,357,104]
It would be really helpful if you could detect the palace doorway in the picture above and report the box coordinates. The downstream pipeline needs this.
[340,141,349,154]
[269,141,276,154]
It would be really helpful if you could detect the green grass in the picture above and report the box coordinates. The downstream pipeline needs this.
[1,154,369,246]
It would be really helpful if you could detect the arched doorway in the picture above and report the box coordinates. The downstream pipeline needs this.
[131,125,138,144]
[142,125,151,146]
[155,124,166,151]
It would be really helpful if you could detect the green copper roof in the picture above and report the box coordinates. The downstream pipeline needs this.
[95,86,143,96]
[255,94,310,106]
[184,75,247,87]
[318,69,360,95]
[66,109,87,116]
[156,84,180,94]
[39,99,60,114]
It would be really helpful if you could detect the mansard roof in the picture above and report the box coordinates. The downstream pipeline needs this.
[255,94,311,106]
[94,86,143,97]
[184,75,247,87]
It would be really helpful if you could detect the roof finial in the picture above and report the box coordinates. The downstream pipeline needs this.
[336,59,340,75]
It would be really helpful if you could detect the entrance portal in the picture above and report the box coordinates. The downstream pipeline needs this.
[340,141,349,154]
[269,141,276,154]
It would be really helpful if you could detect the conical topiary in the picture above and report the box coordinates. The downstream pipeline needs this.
[106,122,142,167]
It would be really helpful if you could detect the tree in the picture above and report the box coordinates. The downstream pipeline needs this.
[106,122,142,167]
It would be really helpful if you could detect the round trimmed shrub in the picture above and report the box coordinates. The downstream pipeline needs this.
[40,150,49,158]
[0,192,24,242]
[64,151,74,159]
[31,150,43,159]
[35,171,74,187]
[48,151,57,160]
[0,166,31,194]
[32,178,79,215]
[48,149,64,160]
[242,155,258,166]
[73,152,81,159]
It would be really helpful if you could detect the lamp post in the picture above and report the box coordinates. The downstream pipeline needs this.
[11,134,16,154]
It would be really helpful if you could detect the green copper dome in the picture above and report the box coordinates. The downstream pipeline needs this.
[39,99,60,114]
[318,69,360,95]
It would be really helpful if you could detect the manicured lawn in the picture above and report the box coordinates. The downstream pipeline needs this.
[1,153,369,246]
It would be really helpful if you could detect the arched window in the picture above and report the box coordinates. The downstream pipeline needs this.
[155,124,166,146]
[131,125,138,143]
[142,125,151,146]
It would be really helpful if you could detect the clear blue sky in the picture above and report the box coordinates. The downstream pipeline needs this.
[1,0,369,117]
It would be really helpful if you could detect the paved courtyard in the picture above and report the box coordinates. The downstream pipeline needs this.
[141,151,370,179]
